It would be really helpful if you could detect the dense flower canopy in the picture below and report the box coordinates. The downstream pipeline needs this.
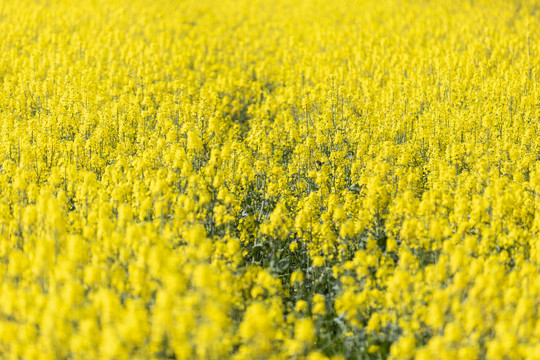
[0,0,539,358]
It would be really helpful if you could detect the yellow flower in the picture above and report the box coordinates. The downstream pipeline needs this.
[312,256,325,267]
[312,294,326,315]
[295,318,315,343]
[291,270,304,285]
[390,334,416,359]
[295,300,308,313]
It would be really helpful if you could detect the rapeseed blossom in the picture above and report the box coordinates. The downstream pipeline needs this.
[0,0,539,358]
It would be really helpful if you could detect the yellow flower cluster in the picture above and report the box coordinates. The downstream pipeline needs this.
[0,0,539,358]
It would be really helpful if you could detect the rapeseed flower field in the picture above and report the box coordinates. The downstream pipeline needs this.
[1,0,539,358]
